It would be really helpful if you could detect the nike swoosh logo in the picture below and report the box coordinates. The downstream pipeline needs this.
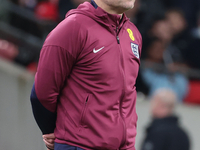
[93,46,104,53]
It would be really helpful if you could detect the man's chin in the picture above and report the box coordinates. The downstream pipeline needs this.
[125,3,135,10]
[125,5,134,12]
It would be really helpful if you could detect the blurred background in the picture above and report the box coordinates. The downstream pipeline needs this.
[0,0,200,150]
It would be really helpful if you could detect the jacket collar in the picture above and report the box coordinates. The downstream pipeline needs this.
[91,0,98,9]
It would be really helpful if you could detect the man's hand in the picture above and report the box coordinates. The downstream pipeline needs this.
[43,133,55,150]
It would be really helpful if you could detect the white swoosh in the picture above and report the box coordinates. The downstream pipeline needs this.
[93,46,104,53]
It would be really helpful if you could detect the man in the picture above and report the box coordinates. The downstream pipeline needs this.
[30,0,142,149]
[141,88,190,150]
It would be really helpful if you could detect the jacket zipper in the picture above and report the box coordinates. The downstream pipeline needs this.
[116,26,127,147]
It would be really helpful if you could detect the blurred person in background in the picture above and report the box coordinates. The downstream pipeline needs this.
[182,10,200,105]
[165,8,192,68]
[141,37,189,102]
[187,10,200,69]
[146,17,172,45]
[140,88,190,150]
[134,0,166,37]
[170,0,200,30]
[166,9,187,38]
[137,0,200,35]
[30,0,142,150]
[139,7,190,102]
[140,6,191,69]
[145,8,189,51]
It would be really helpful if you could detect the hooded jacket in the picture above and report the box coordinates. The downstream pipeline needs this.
[31,1,142,150]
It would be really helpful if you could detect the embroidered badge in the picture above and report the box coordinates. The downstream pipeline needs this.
[131,43,139,59]
[127,28,135,41]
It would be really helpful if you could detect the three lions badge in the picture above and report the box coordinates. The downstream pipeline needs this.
[127,28,139,59]
[131,43,139,59]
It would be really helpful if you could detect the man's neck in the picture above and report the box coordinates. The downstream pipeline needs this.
[93,0,123,17]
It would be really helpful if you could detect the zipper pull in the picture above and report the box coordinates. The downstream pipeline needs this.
[116,27,120,44]
[117,36,120,44]
[85,96,89,104]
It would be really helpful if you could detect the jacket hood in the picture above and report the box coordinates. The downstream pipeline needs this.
[65,2,129,28]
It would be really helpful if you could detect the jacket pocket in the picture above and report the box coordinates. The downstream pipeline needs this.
[80,94,90,128]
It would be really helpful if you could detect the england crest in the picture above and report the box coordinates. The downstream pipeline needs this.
[131,43,139,59]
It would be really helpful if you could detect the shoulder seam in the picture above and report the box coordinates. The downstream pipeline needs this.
[42,45,76,59]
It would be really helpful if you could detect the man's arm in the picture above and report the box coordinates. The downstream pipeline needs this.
[30,45,76,134]
[30,15,86,150]
[30,83,57,134]
[30,13,86,134]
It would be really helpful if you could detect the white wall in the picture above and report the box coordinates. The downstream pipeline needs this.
[0,59,46,150]
[0,58,200,150]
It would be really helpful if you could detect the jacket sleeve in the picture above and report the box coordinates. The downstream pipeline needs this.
[30,45,76,134]
[30,15,86,134]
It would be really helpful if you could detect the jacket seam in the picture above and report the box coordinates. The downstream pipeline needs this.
[42,45,76,60]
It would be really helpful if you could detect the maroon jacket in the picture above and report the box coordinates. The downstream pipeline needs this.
[31,2,142,150]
